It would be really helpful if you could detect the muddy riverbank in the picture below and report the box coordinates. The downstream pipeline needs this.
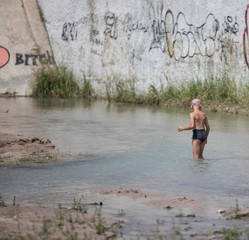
[0,130,66,166]
[1,186,249,239]
[0,201,119,240]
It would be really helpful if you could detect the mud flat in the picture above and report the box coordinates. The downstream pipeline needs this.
[95,188,249,239]
[0,201,119,240]
[0,131,66,166]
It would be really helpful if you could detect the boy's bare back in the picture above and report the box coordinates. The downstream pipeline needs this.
[190,111,208,130]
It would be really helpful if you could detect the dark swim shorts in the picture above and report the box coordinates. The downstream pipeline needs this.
[192,129,207,142]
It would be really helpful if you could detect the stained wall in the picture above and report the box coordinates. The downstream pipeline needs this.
[37,0,249,93]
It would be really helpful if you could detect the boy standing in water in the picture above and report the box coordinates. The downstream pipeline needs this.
[178,99,210,160]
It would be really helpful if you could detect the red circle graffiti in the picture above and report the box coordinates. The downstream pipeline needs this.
[0,46,10,69]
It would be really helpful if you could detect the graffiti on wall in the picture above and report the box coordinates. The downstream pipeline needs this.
[104,12,118,39]
[218,16,239,64]
[0,46,10,69]
[60,5,245,68]
[15,51,54,66]
[149,10,221,60]
[62,22,77,41]
[90,28,104,57]
[61,16,87,41]
[125,13,149,40]
[243,4,249,69]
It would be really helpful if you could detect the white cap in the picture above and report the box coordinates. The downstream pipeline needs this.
[191,99,201,106]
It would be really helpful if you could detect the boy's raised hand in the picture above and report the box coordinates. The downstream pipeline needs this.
[178,127,183,132]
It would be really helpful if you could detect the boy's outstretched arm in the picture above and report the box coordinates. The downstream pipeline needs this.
[178,114,195,132]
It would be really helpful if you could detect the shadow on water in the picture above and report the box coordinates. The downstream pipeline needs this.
[1,98,249,238]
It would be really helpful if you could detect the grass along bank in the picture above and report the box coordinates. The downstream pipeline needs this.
[32,66,93,98]
[31,67,249,115]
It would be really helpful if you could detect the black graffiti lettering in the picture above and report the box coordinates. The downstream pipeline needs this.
[91,48,103,57]
[25,54,31,65]
[39,54,47,64]
[126,13,149,40]
[223,16,239,34]
[104,12,118,39]
[15,52,53,66]
[90,37,104,45]
[62,22,77,41]
[30,54,39,66]
[218,15,239,64]
[15,53,24,65]
[149,20,166,52]
[61,17,87,42]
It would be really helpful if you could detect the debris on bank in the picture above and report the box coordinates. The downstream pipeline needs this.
[217,207,249,219]
[94,188,163,200]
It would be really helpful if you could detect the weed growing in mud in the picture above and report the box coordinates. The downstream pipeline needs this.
[73,197,88,213]
[222,229,242,240]
[10,196,20,219]
[57,204,64,228]
[81,75,94,99]
[0,193,6,207]
[235,199,240,217]
[89,207,107,234]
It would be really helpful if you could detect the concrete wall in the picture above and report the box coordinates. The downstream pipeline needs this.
[1,0,249,95]
[0,0,53,95]
[37,0,249,93]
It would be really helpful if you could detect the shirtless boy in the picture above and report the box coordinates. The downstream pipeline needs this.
[178,99,210,160]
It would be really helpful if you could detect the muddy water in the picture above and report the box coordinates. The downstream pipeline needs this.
[1,98,249,238]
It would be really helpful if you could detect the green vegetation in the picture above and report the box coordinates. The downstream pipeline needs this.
[0,193,5,207]
[160,73,240,103]
[105,77,140,103]
[81,75,94,99]
[31,66,249,114]
[104,73,249,107]
[73,197,88,213]
[222,229,242,240]
[0,155,60,167]
[32,66,94,98]
[32,66,80,98]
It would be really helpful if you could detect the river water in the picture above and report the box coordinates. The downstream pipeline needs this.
[0,98,249,238]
